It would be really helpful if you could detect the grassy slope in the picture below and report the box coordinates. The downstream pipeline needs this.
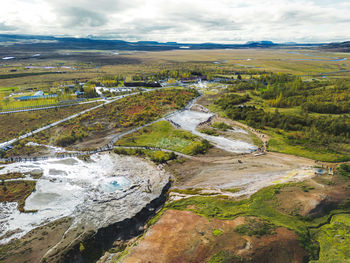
[266,129,349,162]
[0,172,24,180]
[116,120,204,155]
[311,214,350,263]
[249,90,350,162]
[207,89,349,162]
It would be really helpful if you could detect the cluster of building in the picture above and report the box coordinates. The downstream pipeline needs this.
[14,91,58,101]
[95,87,134,95]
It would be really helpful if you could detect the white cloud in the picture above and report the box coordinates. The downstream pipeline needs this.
[0,0,349,43]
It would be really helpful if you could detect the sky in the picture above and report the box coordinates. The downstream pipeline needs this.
[0,0,349,43]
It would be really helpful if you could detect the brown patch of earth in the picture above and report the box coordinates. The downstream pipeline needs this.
[276,175,350,218]
[0,217,73,263]
[121,210,308,263]
[69,127,121,150]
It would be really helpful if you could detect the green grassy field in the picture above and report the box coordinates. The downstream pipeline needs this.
[1,48,349,92]
[311,214,350,263]
[0,87,19,93]
[0,48,348,161]
[116,120,210,155]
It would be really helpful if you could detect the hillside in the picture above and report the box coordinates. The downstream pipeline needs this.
[321,41,350,52]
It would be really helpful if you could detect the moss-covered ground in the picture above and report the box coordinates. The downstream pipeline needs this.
[311,214,350,263]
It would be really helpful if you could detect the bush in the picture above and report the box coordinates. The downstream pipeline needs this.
[207,251,238,263]
[215,94,250,109]
[188,139,212,155]
[338,164,350,177]
[149,151,177,164]
[212,228,223,236]
[212,122,232,131]
[56,135,76,147]
[199,128,218,136]
[235,218,276,237]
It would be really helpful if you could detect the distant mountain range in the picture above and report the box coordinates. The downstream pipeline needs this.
[0,34,346,52]
[320,41,350,52]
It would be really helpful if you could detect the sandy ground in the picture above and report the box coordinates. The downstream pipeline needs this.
[167,148,315,193]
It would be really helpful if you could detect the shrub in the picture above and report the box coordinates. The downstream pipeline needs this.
[56,135,76,147]
[188,139,212,155]
[207,251,238,263]
[338,164,350,177]
[199,128,218,136]
[235,218,276,237]
[212,122,232,131]
[212,228,223,236]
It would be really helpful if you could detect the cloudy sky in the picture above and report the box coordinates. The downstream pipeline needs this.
[0,0,349,43]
